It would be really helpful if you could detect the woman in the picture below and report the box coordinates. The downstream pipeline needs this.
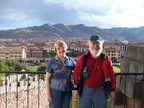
[46,40,75,108]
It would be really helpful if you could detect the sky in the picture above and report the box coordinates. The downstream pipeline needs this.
[0,0,144,30]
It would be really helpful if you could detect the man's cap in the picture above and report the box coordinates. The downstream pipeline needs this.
[90,35,103,43]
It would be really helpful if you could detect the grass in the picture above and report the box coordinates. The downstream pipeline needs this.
[113,65,121,73]
[70,98,111,108]
[107,101,111,108]
[71,97,79,108]
[26,66,38,72]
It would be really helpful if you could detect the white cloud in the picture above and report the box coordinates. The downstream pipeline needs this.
[2,9,27,20]
[43,0,144,28]
[1,0,144,29]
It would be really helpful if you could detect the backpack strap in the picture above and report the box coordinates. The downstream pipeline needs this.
[101,53,106,85]
[101,53,112,96]
[78,55,88,96]
[101,53,105,62]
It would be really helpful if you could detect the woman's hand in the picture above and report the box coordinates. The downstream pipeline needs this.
[47,95,52,104]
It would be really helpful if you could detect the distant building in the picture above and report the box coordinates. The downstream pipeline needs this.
[42,45,54,52]
[68,41,88,52]
[0,45,27,60]
[103,47,121,62]
[104,41,127,58]
[26,45,43,58]
[24,45,51,64]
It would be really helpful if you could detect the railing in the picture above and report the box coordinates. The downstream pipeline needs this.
[0,71,46,108]
[0,71,144,108]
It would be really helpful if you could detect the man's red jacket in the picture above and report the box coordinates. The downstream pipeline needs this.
[74,51,116,91]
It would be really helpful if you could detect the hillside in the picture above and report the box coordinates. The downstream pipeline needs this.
[0,23,144,42]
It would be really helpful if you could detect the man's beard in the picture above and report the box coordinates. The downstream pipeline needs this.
[89,48,102,57]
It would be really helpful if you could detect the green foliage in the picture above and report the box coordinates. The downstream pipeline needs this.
[113,65,121,73]
[0,62,9,71]
[26,66,37,72]
[0,74,4,80]
[0,60,39,81]
[37,63,47,71]
[0,59,40,72]
[48,51,55,58]
[0,60,27,71]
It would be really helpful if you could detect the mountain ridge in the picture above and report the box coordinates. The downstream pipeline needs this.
[0,23,144,42]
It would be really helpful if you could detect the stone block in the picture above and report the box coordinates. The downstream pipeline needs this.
[118,76,127,94]
[116,75,123,90]
[137,63,144,80]
[139,99,144,108]
[129,60,138,73]
[114,91,126,105]
[114,105,126,108]
[125,46,138,61]
[126,97,141,108]
[120,58,130,73]
[125,77,144,99]
[119,77,144,99]
[129,60,138,81]
[129,61,144,81]
[137,46,144,63]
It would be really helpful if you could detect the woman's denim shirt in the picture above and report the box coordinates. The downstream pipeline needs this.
[47,55,75,91]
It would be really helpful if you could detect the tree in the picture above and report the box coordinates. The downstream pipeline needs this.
[37,63,47,71]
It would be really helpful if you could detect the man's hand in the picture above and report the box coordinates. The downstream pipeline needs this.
[72,90,79,99]
[110,91,115,101]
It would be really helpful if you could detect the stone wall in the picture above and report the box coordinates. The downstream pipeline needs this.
[0,81,49,108]
[115,45,144,108]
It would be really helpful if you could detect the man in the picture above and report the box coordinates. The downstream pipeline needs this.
[73,35,116,108]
